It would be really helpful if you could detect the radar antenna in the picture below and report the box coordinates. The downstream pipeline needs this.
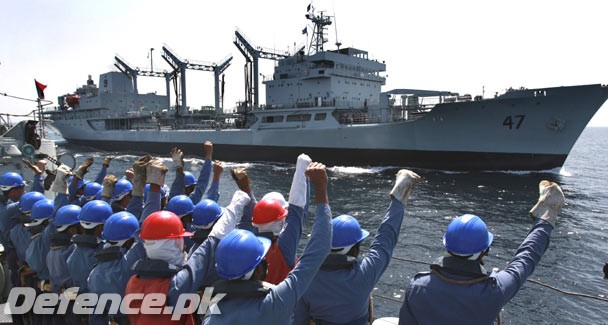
[305,5,332,54]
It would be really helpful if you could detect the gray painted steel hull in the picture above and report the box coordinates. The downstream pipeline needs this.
[51,84,608,170]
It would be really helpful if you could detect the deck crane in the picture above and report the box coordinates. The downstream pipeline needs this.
[161,45,232,116]
[114,55,173,109]
[233,30,289,110]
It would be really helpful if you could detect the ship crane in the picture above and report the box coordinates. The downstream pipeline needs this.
[233,30,289,109]
[161,45,233,116]
[114,55,173,109]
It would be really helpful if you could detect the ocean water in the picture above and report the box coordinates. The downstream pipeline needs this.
[56,127,608,324]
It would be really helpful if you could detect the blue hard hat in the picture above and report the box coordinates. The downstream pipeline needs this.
[0,172,25,191]
[83,182,102,200]
[143,184,167,201]
[331,215,369,248]
[102,211,140,241]
[184,171,197,187]
[29,199,54,221]
[443,214,494,255]
[55,205,82,231]
[18,191,46,214]
[68,176,86,190]
[113,179,133,201]
[166,195,194,217]
[79,200,113,228]
[192,199,223,228]
[215,229,271,279]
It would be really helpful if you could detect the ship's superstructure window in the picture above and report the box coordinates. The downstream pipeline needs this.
[314,113,327,120]
[286,114,311,122]
[262,116,284,123]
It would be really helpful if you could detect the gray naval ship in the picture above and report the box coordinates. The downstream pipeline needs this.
[45,9,608,171]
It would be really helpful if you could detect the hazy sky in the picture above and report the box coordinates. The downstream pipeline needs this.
[2,0,607,125]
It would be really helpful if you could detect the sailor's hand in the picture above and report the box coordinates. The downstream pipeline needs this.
[389,169,421,205]
[74,157,94,180]
[203,141,213,160]
[124,168,134,181]
[305,162,328,204]
[102,156,112,168]
[170,147,184,169]
[146,159,169,186]
[296,154,312,174]
[213,160,224,176]
[101,175,118,199]
[231,167,251,193]
[22,159,43,175]
[529,180,565,227]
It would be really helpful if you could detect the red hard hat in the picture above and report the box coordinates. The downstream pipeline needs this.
[252,198,288,224]
[140,210,193,240]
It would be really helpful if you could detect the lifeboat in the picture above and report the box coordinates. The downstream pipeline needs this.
[66,94,80,107]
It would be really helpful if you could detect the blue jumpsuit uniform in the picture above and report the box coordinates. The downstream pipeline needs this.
[25,221,55,284]
[294,198,405,324]
[88,242,146,324]
[46,232,75,293]
[203,203,332,325]
[66,234,102,293]
[399,220,554,325]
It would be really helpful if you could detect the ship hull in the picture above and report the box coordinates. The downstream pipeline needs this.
[50,83,608,171]
[65,138,565,170]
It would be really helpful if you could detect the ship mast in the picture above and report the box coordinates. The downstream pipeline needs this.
[305,6,332,54]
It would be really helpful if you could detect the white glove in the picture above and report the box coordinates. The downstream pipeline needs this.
[170,147,184,169]
[209,190,251,239]
[288,153,312,208]
[529,180,565,227]
[389,169,421,204]
[146,159,168,186]
[50,165,72,194]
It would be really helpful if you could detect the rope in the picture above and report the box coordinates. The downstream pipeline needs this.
[372,293,403,303]
[389,255,608,304]
[526,279,608,303]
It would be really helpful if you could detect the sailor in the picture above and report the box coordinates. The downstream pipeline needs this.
[249,153,311,285]
[110,179,134,212]
[23,198,55,324]
[88,211,144,325]
[66,199,113,294]
[168,142,216,205]
[46,204,80,293]
[188,199,222,256]
[82,182,102,204]
[202,161,331,324]
[0,172,26,286]
[24,198,55,292]
[46,204,81,324]
[12,191,46,280]
[68,156,111,206]
[294,169,421,325]
[166,194,196,251]
[399,180,565,325]
[124,185,250,325]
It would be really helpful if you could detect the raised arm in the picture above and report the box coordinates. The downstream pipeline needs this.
[264,162,332,318]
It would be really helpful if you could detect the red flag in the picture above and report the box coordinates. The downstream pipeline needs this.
[35,79,47,100]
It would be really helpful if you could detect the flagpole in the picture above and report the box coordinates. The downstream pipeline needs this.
[37,98,46,138]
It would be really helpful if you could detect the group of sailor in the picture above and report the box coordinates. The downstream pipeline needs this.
[0,140,566,325]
